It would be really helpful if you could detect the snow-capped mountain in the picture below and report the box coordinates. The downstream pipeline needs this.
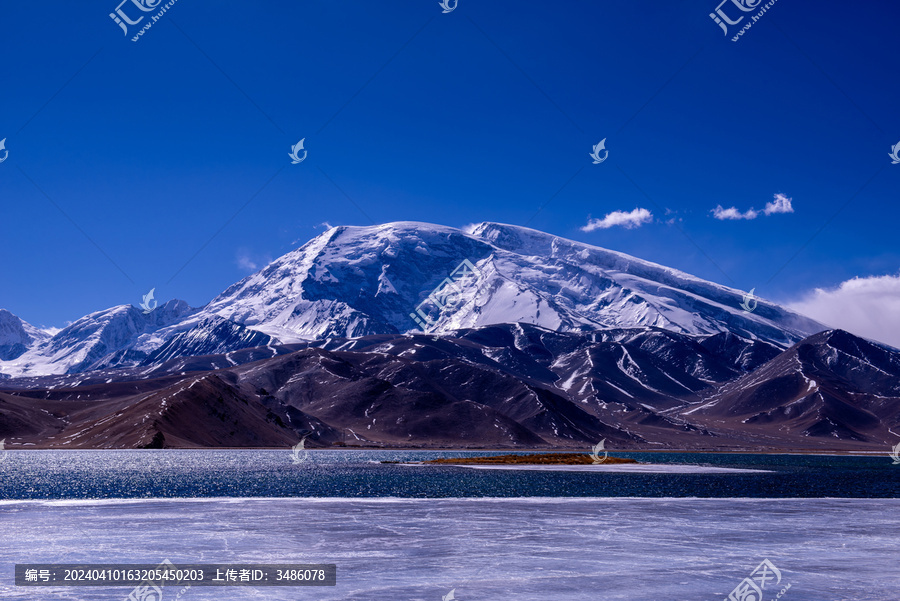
[0,221,827,377]
[200,221,824,345]
[0,309,52,362]
[0,300,195,377]
[8,221,899,451]
[143,316,273,366]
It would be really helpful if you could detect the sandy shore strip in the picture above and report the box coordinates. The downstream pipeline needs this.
[400,462,771,474]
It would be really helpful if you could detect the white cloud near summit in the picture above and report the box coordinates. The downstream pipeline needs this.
[713,193,794,221]
[788,274,900,349]
[581,208,653,231]
[236,248,272,273]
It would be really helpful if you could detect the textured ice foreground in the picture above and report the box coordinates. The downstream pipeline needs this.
[1,498,898,600]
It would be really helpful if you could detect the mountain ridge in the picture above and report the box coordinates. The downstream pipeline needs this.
[0,221,828,378]
[1,221,894,451]
[2,325,898,451]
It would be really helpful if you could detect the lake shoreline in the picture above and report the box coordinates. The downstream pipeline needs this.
[2,447,892,457]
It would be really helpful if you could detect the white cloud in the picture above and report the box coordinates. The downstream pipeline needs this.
[713,193,794,220]
[713,205,758,220]
[662,208,681,225]
[235,249,272,273]
[763,193,794,215]
[236,255,258,272]
[581,208,652,232]
[787,273,900,349]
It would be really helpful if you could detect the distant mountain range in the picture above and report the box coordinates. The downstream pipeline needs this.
[1,222,898,451]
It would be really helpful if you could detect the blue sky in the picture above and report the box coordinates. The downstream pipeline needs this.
[1,0,899,340]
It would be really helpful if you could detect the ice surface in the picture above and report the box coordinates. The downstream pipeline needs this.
[1,498,898,600]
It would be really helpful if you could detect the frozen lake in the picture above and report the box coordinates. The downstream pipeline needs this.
[2,450,899,498]
[2,497,898,600]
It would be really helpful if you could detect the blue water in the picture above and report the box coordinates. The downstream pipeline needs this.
[1,450,898,499]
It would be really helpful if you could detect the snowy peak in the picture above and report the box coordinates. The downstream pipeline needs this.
[0,299,195,377]
[194,221,825,347]
[468,222,823,341]
[0,221,828,377]
[203,222,494,341]
[0,309,51,361]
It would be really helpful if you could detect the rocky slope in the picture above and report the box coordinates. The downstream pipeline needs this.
[2,326,897,451]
